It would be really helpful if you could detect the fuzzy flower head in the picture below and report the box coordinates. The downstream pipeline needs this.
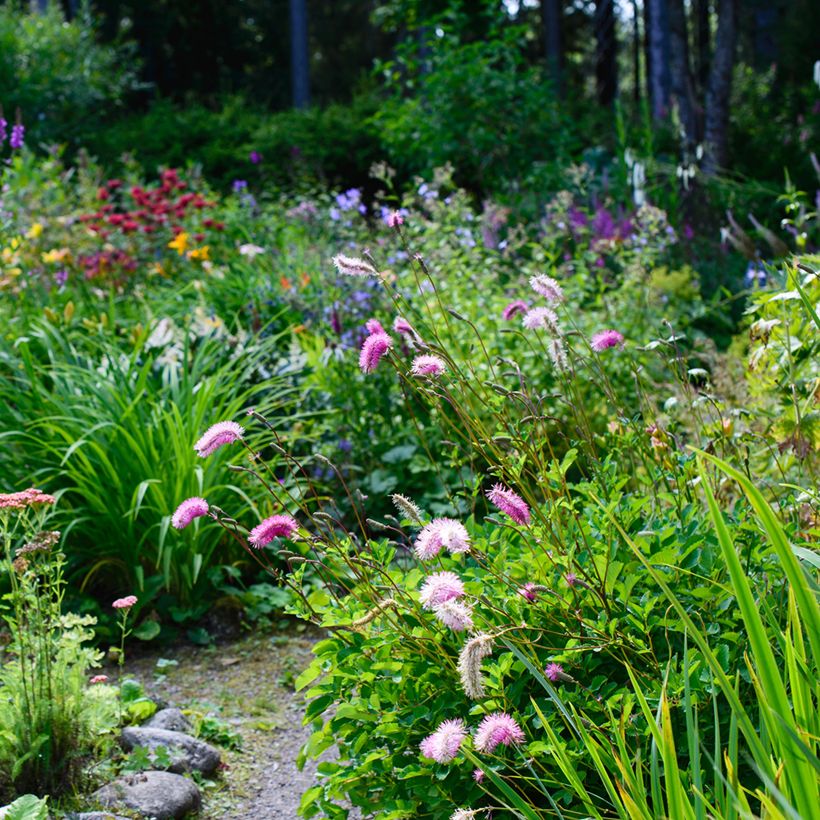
[248,514,299,548]
[171,497,209,529]
[393,316,416,336]
[458,633,494,699]
[414,518,471,560]
[545,662,569,683]
[529,274,565,303]
[419,718,466,763]
[590,329,625,352]
[387,210,405,228]
[89,674,109,685]
[419,571,465,610]
[522,306,560,334]
[433,599,474,631]
[451,810,486,820]
[486,484,530,525]
[112,595,138,610]
[194,421,244,458]
[332,254,379,277]
[502,300,529,321]
[547,338,569,372]
[359,331,393,373]
[519,582,538,602]
[365,318,385,335]
[473,712,525,753]
[411,354,447,378]
[391,493,424,525]
[472,769,485,784]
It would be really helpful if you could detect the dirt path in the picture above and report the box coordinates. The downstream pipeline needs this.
[126,620,346,819]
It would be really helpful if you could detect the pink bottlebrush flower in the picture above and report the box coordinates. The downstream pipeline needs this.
[529,274,565,303]
[545,662,569,683]
[194,421,244,458]
[248,514,299,548]
[547,338,569,372]
[393,316,416,336]
[473,769,485,784]
[411,354,447,378]
[387,210,405,228]
[414,518,471,560]
[502,300,528,321]
[419,718,466,763]
[522,306,560,333]
[89,674,109,684]
[565,572,578,587]
[519,583,538,602]
[433,600,474,631]
[474,712,525,753]
[419,571,465,610]
[590,329,625,352]
[112,595,138,610]
[332,254,378,277]
[365,318,385,335]
[359,332,393,373]
[486,484,530,525]
[171,497,210,529]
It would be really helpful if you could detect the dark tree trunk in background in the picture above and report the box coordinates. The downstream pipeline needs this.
[541,0,562,94]
[594,0,618,106]
[632,0,642,103]
[694,0,711,95]
[289,0,310,109]
[667,0,698,149]
[702,0,737,174]
[646,0,671,120]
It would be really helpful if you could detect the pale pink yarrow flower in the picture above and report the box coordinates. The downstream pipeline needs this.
[387,210,404,228]
[501,300,528,320]
[414,518,471,560]
[249,514,299,548]
[365,318,385,335]
[359,332,393,373]
[411,354,447,378]
[590,329,625,351]
[332,254,378,277]
[522,306,560,333]
[172,497,210,529]
[112,595,138,610]
[419,571,465,610]
[433,600,474,631]
[529,274,565,303]
[89,674,109,684]
[474,712,525,753]
[419,718,466,763]
[194,421,244,457]
[487,484,530,525]
[393,316,416,336]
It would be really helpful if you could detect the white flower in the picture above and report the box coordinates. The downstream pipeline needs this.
[238,243,265,259]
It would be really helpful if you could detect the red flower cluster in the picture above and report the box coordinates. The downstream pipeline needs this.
[77,249,137,280]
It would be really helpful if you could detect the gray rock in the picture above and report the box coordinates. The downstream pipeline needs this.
[93,771,200,819]
[144,707,192,733]
[121,726,220,775]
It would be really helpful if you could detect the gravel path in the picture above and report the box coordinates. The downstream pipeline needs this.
[125,620,354,819]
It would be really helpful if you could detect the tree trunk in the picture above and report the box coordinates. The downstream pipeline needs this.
[667,0,697,149]
[702,0,737,174]
[289,0,310,109]
[646,0,671,121]
[541,0,562,94]
[632,0,642,103]
[694,0,711,95]
[594,0,618,106]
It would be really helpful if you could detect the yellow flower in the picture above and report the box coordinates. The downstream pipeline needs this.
[42,247,71,264]
[27,223,44,239]
[187,245,210,261]
[168,232,189,255]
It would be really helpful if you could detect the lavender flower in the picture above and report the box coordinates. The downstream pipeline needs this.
[414,518,471,559]
[10,123,24,150]
[529,274,565,303]
[433,599,474,631]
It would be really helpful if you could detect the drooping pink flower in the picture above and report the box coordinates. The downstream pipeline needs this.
[529,274,565,303]
[419,571,465,610]
[332,254,378,277]
[248,514,299,548]
[486,484,530,525]
[522,307,560,333]
[565,572,578,587]
[545,662,568,683]
[387,210,405,228]
[414,518,471,560]
[89,674,109,684]
[474,712,525,753]
[518,582,538,602]
[473,768,485,784]
[590,329,625,352]
[419,718,466,763]
[171,497,210,529]
[194,421,244,458]
[433,600,474,631]
[365,318,385,335]
[112,595,138,610]
[411,354,447,378]
[502,300,528,321]
[359,332,393,373]
[393,316,416,336]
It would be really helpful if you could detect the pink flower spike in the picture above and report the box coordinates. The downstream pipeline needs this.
[545,662,567,683]
[486,484,530,525]
[522,306,560,333]
[474,712,525,753]
[248,514,299,548]
[433,600,474,631]
[419,571,465,610]
[519,582,538,602]
[565,572,578,587]
[590,329,625,352]
[473,768,485,784]
[501,300,528,321]
[529,274,565,303]
[414,518,471,560]
[419,718,466,763]
[194,421,244,458]
[365,318,385,335]
[393,316,415,336]
[172,497,210,529]
[387,210,405,228]
[112,595,138,610]
[359,332,393,373]
[89,675,109,685]
[411,354,447,378]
